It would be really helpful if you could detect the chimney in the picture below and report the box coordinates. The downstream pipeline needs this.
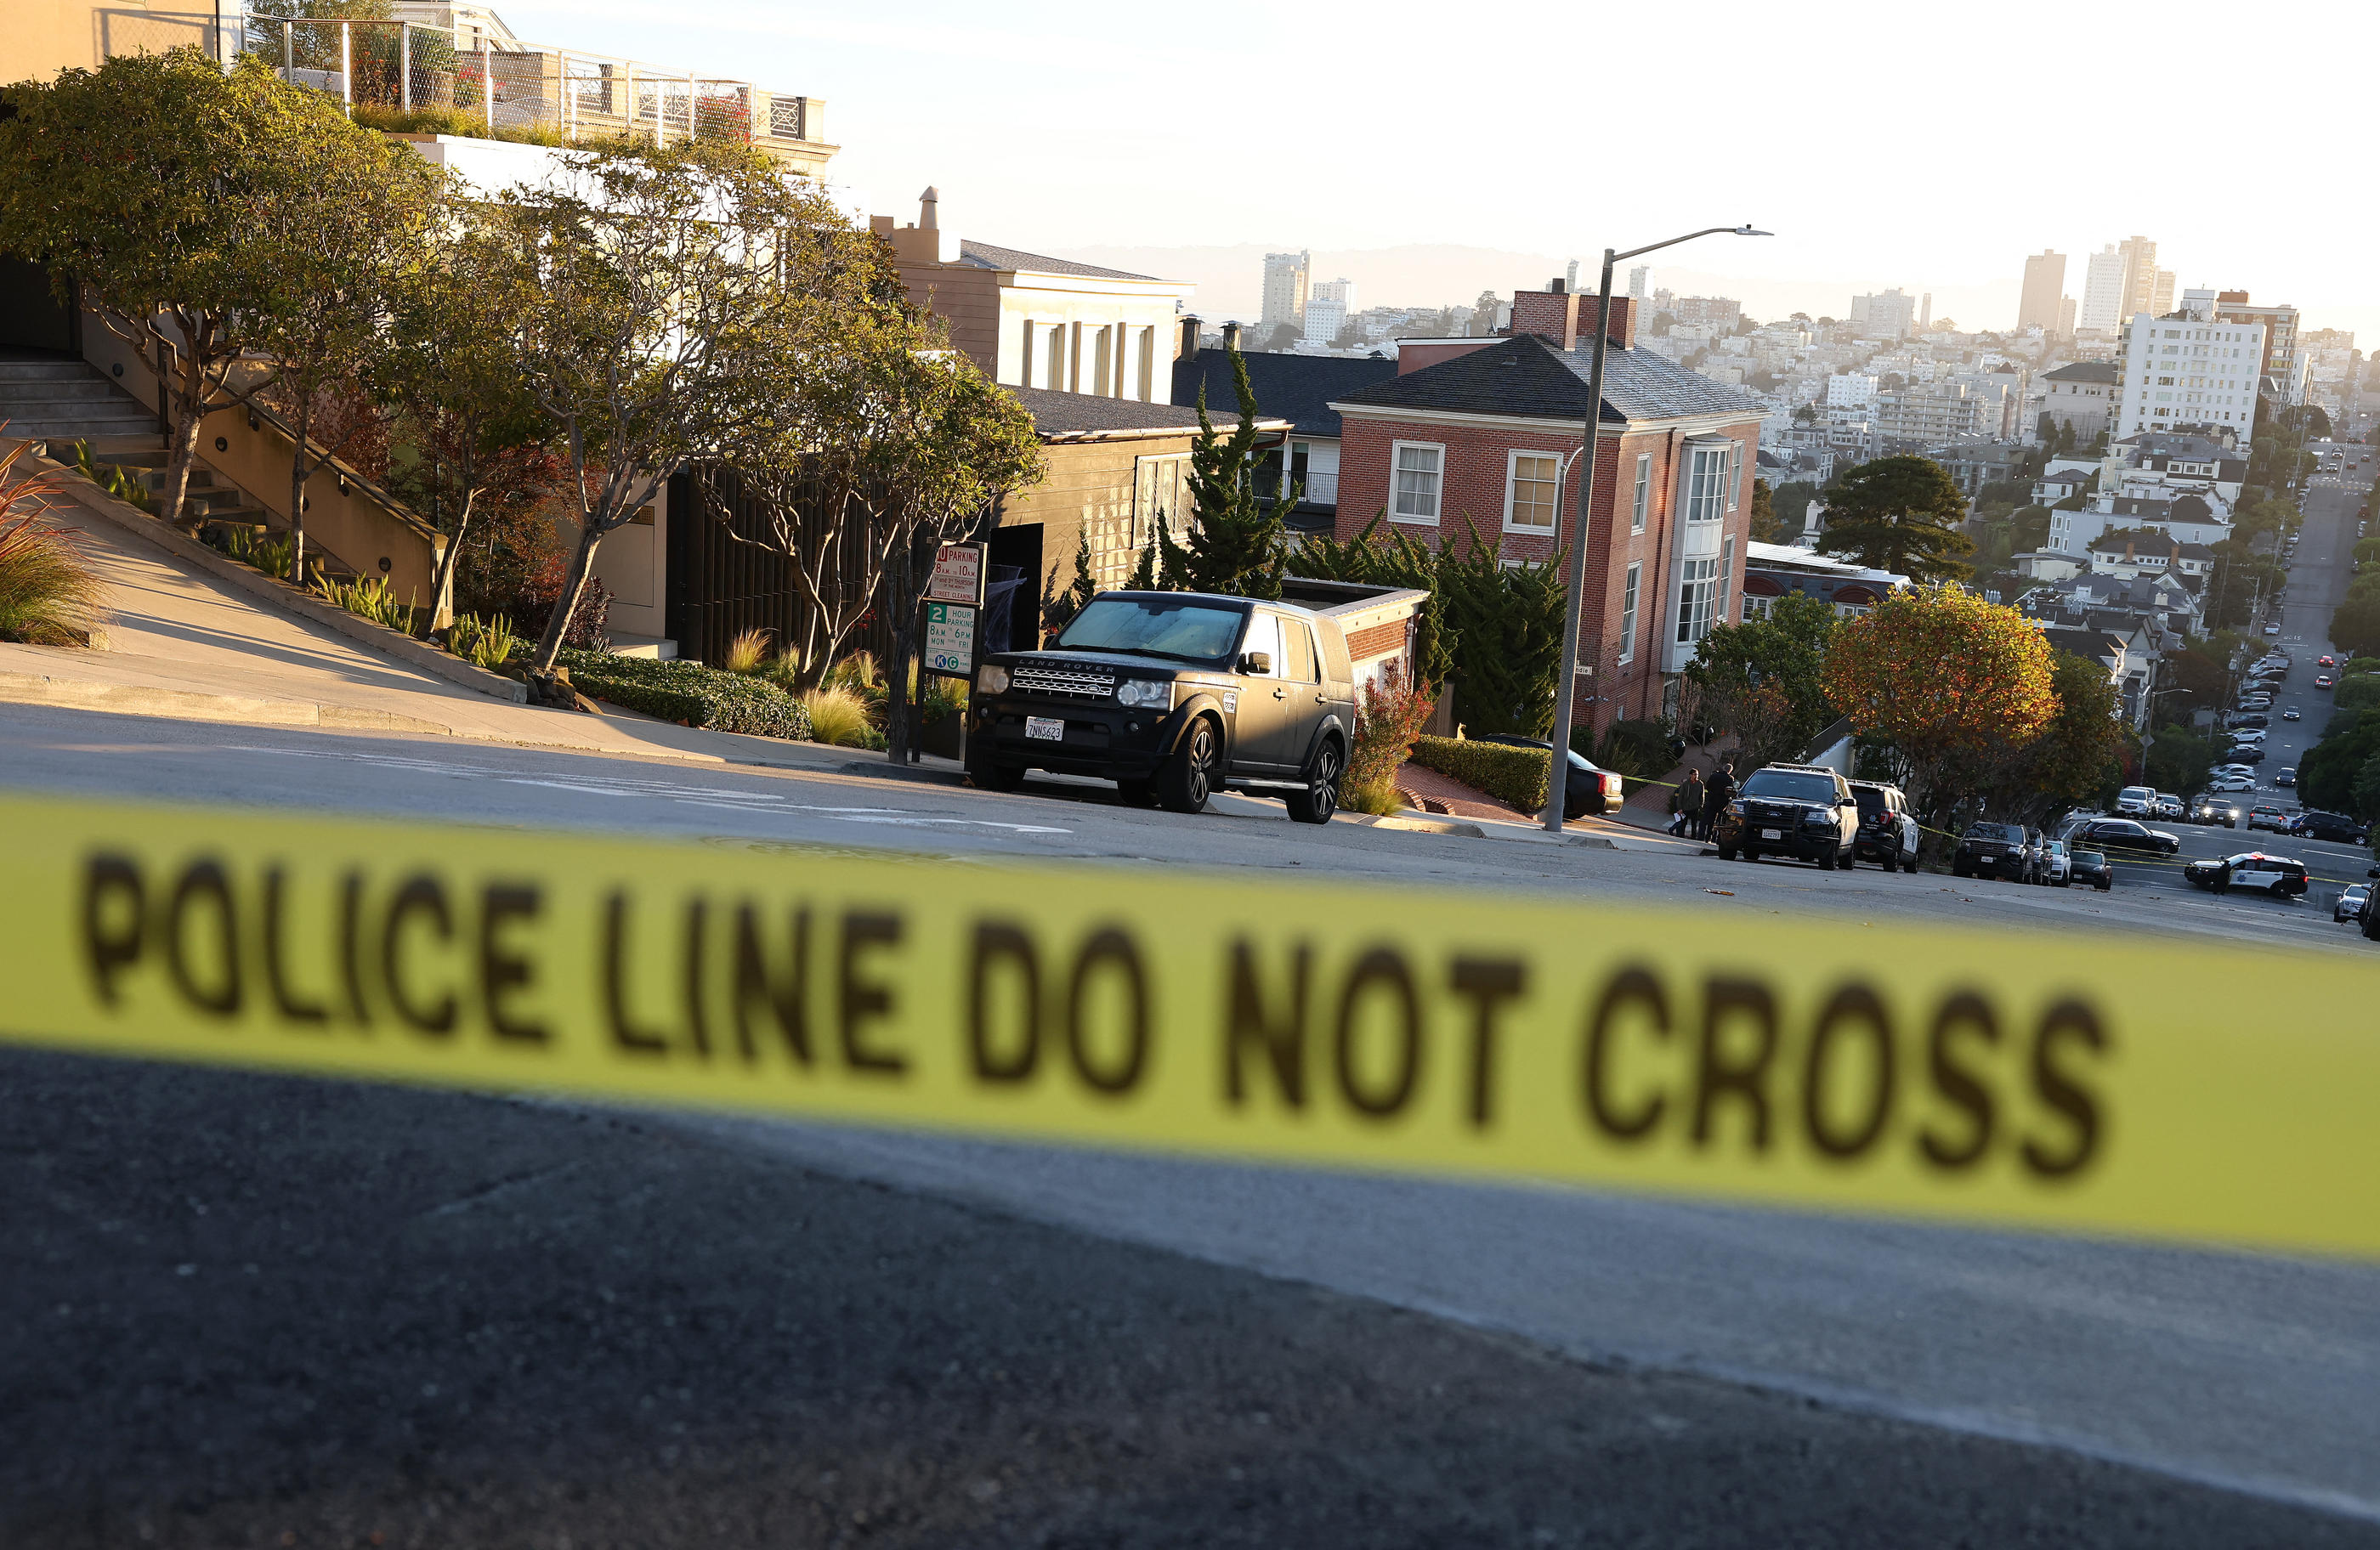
[919,185,939,230]
[1222,320,1241,352]
[1510,286,1581,351]
[1179,315,1202,361]
[1589,294,1639,350]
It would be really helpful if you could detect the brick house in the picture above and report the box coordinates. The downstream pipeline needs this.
[1328,287,1765,733]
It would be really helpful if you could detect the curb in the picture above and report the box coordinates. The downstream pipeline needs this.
[0,668,456,735]
[33,452,528,704]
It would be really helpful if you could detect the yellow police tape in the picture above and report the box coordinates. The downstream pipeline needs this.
[2,789,2374,1260]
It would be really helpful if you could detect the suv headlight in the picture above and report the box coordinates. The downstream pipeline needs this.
[1115,678,1171,709]
[976,665,1010,695]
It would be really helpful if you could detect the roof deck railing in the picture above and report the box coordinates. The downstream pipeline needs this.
[238,16,820,154]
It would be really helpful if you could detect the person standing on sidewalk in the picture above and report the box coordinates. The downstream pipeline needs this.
[1700,759,1737,840]
[1672,770,1704,840]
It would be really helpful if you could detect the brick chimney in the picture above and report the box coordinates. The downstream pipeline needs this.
[1510,285,1580,350]
[1180,315,1201,361]
[1510,285,1637,353]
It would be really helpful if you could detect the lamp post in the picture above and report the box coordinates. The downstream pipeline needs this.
[1543,224,1772,831]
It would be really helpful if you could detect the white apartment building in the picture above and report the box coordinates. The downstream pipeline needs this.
[2113,308,2265,440]
[2078,246,2129,331]
[1849,288,1916,339]
[1261,251,1311,332]
[1302,276,1356,345]
[1826,373,1878,409]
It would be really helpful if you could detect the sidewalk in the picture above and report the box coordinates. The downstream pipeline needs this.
[3,469,932,778]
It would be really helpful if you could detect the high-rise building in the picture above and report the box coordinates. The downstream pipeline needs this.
[1304,276,1357,345]
[2113,304,2265,440]
[2019,250,2067,333]
[1261,251,1310,333]
[1627,265,1650,300]
[1566,259,1580,292]
[2207,291,2306,403]
[1848,288,1916,340]
[2118,235,2158,319]
[2146,269,2176,318]
[2058,296,2077,337]
[2079,246,2128,331]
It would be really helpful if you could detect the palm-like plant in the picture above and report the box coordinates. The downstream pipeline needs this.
[0,440,105,645]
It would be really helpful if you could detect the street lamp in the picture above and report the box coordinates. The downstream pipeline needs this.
[1543,224,1772,831]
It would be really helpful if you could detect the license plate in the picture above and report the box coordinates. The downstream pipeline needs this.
[1025,716,1065,742]
[1760,829,1782,840]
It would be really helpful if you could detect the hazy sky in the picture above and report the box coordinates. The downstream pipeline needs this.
[499,0,2377,338]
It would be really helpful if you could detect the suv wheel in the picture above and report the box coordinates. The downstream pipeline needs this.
[1157,716,1220,814]
[1286,739,1341,825]
[1901,851,1918,874]
[1116,778,1159,809]
[1818,842,1839,871]
[968,755,1024,793]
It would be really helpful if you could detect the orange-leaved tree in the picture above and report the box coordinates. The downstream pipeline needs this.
[1821,585,2059,851]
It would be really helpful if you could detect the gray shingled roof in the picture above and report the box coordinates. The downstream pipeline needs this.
[955,241,1158,281]
[1170,349,1397,439]
[1006,387,1280,439]
[1331,334,1762,425]
[2044,361,2120,383]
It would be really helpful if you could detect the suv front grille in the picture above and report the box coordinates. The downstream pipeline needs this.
[1011,665,1117,702]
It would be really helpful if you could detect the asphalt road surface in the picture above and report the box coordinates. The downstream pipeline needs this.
[3,645,2378,1543]
[7,1047,2379,1549]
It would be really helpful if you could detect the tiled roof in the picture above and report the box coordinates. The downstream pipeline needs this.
[1170,350,1398,439]
[1005,387,1244,438]
[1330,333,1763,426]
[955,241,1158,281]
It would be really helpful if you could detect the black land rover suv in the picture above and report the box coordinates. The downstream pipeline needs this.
[966,591,1356,822]
[1710,763,1860,868]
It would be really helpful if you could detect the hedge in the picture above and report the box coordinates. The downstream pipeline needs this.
[1405,735,1550,814]
[558,649,813,741]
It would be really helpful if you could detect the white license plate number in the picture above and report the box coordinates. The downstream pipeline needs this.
[1760,829,1782,840]
[1025,716,1065,741]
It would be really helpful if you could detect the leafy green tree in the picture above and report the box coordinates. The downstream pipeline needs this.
[383,203,555,626]
[1815,455,1975,582]
[245,105,442,580]
[1686,591,1839,767]
[2009,503,2054,555]
[494,141,851,674]
[1748,477,1783,542]
[0,52,317,526]
[2332,587,2380,661]
[2299,710,2380,814]
[1255,322,1297,352]
[2139,720,2221,800]
[1434,520,1565,735]
[1290,513,1454,689]
[1177,348,1291,598]
[1041,529,1097,640]
[1771,480,1818,535]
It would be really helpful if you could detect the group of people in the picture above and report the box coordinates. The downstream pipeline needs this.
[1667,759,1737,840]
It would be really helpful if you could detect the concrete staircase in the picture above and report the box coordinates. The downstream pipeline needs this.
[0,354,162,442]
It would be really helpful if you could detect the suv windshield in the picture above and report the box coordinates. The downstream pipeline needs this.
[1741,771,1837,804]
[1852,789,1890,816]
[1056,597,1246,662]
[1968,823,2025,843]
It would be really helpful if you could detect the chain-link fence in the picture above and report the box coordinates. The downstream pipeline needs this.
[235,16,811,151]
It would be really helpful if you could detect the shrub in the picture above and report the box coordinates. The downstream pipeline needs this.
[801,684,879,748]
[0,490,105,646]
[722,626,773,675]
[1405,734,1550,815]
[1595,717,1674,791]
[558,648,813,741]
[71,441,153,513]
[215,523,294,579]
[2336,676,2380,713]
[1346,665,1434,815]
[447,611,520,671]
[317,574,420,636]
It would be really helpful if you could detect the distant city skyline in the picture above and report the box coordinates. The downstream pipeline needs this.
[486,0,2377,340]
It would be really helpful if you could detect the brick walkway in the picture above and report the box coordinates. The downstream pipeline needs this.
[1394,762,1534,823]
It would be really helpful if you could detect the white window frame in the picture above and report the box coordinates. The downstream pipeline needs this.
[1675,557,1720,647]
[1503,449,1560,534]
[1726,440,1742,512]
[1390,440,1444,525]
[1618,560,1641,664]
[1718,535,1734,626]
[1685,443,1728,523]
[1631,452,1651,533]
